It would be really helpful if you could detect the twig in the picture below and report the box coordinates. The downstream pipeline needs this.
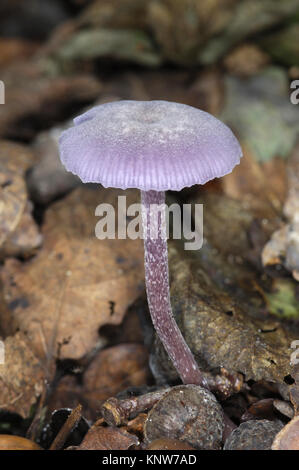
[50,404,82,450]
[101,388,170,426]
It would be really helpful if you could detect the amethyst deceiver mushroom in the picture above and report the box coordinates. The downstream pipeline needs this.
[59,100,242,387]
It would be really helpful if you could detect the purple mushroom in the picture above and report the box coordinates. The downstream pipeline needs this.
[59,100,242,387]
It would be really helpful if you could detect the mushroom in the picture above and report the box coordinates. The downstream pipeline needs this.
[59,100,242,387]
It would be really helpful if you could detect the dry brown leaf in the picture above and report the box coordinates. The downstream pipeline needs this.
[77,424,139,450]
[28,126,80,205]
[0,62,101,139]
[0,187,144,360]
[1,201,43,258]
[83,344,149,416]
[272,415,299,450]
[46,375,83,416]
[262,142,299,279]
[222,145,287,216]
[0,140,41,258]
[49,343,150,421]
[0,332,45,418]
[0,38,38,68]
[153,242,296,384]
[147,0,236,64]
[127,413,147,436]
[0,147,27,246]
[223,43,270,77]
[0,435,42,450]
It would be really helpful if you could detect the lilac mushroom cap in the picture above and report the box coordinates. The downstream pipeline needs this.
[59,100,242,388]
[59,100,242,190]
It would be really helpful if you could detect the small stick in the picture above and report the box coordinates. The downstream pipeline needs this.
[101,388,171,426]
[50,404,82,450]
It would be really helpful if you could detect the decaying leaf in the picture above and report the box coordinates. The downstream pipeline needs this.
[83,343,150,419]
[76,424,139,450]
[48,344,149,421]
[0,140,41,258]
[0,332,45,418]
[222,145,287,215]
[0,435,42,450]
[0,62,102,139]
[262,142,299,280]
[261,23,299,67]
[200,0,299,64]
[272,415,299,450]
[54,29,161,68]
[2,201,43,259]
[0,38,38,68]
[241,398,276,422]
[273,399,294,420]
[223,43,269,77]
[152,240,297,384]
[147,0,236,65]
[262,278,299,319]
[28,125,81,205]
[0,187,144,360]
[221,67,299,163]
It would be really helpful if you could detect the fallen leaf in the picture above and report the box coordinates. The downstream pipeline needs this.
[222,146,287,215]
[262,142,299,280]
[147,0,235,65]
[0,62,102,139]
[83,344,150,419]
[77,424,139,450]
[152,241,297,384]
[289,365,299,415]
[0,140,41,258]
[0,38,38,68]
[273,399,294,420]
[261,23,299,67]
[0,332,45,417]
[127,413,147,436]
[221,67,299,163]
[272,415,299,450]
[0,435,42,450]
[28,125,81,205]
[200,0,299,64]
[241,398,275,422]
[1,201,43,258]
[263,278,299,319]
[55,28,161,68]
[223,43,269,77]
[0,187,144,360]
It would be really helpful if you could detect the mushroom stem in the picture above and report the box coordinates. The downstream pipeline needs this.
[141,190,208,388]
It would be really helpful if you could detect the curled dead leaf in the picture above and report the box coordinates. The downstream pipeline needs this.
[153,241,296,384]
[0,332,45,418]
[0,188,144,361]
[0,141,41,258]
[83,343,150,420]
[76,425,139,450]
[272,415,299,450]
[0,435,42,450]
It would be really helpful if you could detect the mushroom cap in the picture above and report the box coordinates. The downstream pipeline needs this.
[59,100,242,191]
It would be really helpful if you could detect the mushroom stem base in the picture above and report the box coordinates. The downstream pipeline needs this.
[141,189,208,388]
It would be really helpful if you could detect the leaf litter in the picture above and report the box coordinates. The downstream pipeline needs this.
[1,0,299,450]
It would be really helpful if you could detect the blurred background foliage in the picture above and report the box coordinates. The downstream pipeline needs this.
[1,0,299,442]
